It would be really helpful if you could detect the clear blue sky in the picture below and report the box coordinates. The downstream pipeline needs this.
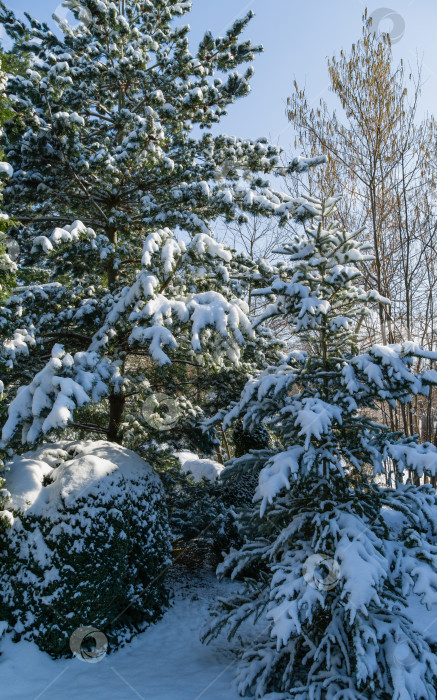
[3,0,437,153]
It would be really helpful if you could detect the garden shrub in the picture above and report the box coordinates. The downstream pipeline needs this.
[0,440,171,657]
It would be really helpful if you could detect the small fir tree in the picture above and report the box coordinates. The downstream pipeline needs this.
[204,197,437,699]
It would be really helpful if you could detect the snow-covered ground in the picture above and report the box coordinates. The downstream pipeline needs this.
[2,564,437,700]
[1,572,241,700]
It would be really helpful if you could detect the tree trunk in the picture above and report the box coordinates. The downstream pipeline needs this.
[108,393,125,443]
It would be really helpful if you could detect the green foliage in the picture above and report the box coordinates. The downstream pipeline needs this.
[143,444,239,565]
[216,420,272,509]
[232,418,271,458]
[0,444,171,657]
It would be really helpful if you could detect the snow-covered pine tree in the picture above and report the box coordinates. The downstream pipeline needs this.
[0,51,17,646]
[0,52,15,314]
[204,196,437,699]
[0,0,313,450]
[0,51,16,443]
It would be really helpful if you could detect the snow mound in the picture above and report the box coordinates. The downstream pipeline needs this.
[175,451,224,482]
[5,440,161,518]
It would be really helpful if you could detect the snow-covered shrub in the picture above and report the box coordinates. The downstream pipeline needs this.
[0,468,11,645]
[0,440,171,658]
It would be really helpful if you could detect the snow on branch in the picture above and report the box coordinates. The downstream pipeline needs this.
[92,228,253,364]
[2,345,111,444]
[387,442,437,478]
[285,155,327,173]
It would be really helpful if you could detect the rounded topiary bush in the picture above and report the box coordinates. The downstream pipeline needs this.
[0,471,11,645]
[0,440,171,657]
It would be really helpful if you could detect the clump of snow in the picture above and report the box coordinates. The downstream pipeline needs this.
[0,162,13,177]
[387,442,437,478]
[31,221,94,255]
[255,446,305,515]
[30,236,53,254]
[175,451,224,482]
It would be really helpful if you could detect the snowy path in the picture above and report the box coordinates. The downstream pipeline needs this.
[4,568,437,700]
[1,572,241,700]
